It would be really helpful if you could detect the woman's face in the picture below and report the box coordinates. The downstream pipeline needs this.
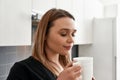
[45,17,76,55]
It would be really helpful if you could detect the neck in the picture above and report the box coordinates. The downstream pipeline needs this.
[45,48,64,72]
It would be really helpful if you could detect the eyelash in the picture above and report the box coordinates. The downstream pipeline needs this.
[61,33,67,37]
[60,33,75,37]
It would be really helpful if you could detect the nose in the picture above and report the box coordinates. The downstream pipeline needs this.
[67,36,74,43]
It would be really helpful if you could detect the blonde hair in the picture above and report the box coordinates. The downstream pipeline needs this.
[32,8,75,76]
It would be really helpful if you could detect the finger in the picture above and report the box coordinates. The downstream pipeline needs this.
[72,65,81,72]
[74,69,82,77]
[74,66,81,72]
[65,61,73,68]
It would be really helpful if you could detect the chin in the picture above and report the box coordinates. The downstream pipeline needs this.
[61,51,69,55]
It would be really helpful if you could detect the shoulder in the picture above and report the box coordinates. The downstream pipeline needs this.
[10,57,32,71]
[9,56,33,72]
[7,56,56,80]
[10,56,47,73]
[7,57,34,80]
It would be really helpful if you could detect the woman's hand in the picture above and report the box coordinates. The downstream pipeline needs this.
[57,62,82,80]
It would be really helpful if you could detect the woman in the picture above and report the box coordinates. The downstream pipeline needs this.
[7,8,94,80]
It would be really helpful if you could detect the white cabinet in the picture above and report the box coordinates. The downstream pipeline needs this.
[32,0,103,45]
[72,0,84,45]
[32,0,56,14]
[0,0,31,46]
[32,0,85,45]
[76,0,103,45]
[56,0,72,13]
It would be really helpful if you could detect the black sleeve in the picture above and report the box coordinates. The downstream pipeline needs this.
[7,62,31,80]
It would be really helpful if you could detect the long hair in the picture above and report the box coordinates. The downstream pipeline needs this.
[32,8,75,76]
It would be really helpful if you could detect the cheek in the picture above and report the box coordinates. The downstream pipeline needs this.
[46,35,68,53]
[47,35,65,47]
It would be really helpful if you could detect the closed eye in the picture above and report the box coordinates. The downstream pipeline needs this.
[60,32,67,36]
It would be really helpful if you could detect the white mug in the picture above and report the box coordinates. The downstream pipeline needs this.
[73,57,93,80]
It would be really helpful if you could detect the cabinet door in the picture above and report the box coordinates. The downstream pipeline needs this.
[72,0,84,44]
[56,0,72,13]
[0,0,31,46]
[32,0,56,14]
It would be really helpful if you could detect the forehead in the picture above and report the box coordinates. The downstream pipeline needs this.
[51,17,76,30]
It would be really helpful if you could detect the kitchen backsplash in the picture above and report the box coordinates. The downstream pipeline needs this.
[0,46,32,80]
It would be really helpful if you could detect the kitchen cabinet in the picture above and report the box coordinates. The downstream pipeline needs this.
[32,0,56,14]
[72,0,85,45]
[32,0,89,45]
[32,0,103,45]
[0,0,31,46]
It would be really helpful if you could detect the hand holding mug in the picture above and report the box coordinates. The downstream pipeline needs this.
[57,62,82,80]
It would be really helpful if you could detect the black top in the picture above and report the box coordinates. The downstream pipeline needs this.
[7,56,57,80]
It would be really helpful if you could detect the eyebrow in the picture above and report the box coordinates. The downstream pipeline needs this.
[60,28,77,32]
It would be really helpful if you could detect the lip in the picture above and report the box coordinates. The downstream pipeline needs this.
[64,46,72,50]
